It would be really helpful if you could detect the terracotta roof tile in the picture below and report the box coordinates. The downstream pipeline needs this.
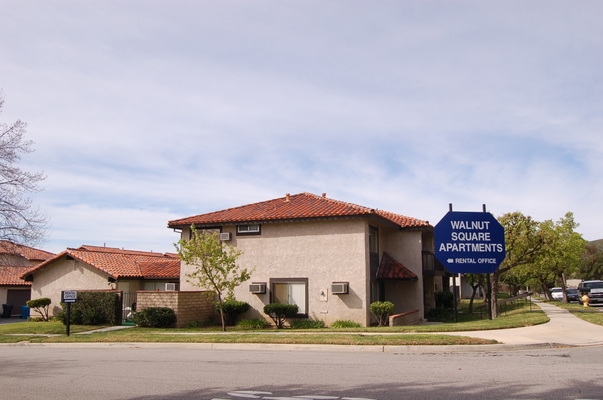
[0,240,54,261]
[376,252,418,280]
[0,266,32,286]
[22,246,180,280]
[168,192,430,229]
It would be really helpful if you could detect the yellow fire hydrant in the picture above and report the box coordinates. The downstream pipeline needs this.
[582,294,590,307]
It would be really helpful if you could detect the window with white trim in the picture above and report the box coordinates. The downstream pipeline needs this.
[237,224,261,235]
[271,278,308,315]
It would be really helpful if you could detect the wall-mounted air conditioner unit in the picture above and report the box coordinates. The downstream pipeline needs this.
[165,283,176,291]
[249,283,266,294]
[331,282,349,295]
[219,232,231,241]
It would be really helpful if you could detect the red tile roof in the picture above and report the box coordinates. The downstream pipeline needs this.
[21,245,180,280]
[0,240,55,261]
[376,252,418,280]
[168,192,430,229]
[0,266,32,286]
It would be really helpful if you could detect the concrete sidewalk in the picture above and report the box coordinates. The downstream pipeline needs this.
[443,301,603,347]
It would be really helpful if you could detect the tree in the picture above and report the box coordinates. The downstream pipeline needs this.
[580,241,603,280]
[531,213,585,301]
[463,273,486,314]
[0,95,46,247]
[175,227,252,331]
[491,212,547,318]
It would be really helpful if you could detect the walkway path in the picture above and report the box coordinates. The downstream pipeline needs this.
[444,301,603,346]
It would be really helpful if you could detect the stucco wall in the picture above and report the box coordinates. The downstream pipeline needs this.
[30,259,109,316]
[179,218,425,327]
[180,219,369,326]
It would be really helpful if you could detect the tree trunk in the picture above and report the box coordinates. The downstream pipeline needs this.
[491,272,500,319]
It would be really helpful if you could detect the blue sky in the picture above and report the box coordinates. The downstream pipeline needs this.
[1,1,602,254]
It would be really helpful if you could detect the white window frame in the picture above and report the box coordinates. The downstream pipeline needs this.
[271,278,308,315]
[237,224,261,234]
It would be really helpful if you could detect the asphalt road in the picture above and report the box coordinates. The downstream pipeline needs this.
[2,343,603,400]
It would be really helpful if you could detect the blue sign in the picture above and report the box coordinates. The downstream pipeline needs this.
[434,211,506,274]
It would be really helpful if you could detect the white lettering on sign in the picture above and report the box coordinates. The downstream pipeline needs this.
[438,242,504,252]
[438,218,504,254]
[451,231,491,241]
[450,220,490,230]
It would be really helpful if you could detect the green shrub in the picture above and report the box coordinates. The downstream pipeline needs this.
[216,298,250,326]
[26,298,51,321]
[330,319,362,328]
[59,292,121,326]
[435,291,454,309]
[370,301,394,326]
[185,320,215,329]
[291,319,325,329]
[236,318,268,329]
[263,303,298,328]
[425,307,452,322]
[133,307,177,328]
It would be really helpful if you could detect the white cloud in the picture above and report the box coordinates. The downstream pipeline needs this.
[2,0,603,252]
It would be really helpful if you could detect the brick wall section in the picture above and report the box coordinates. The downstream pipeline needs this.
[137,290,215,328]
[388,309,421,326]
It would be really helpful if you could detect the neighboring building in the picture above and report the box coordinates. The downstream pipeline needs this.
[21,245,180,317]
[168,192,448,327]
[0,241,55,317]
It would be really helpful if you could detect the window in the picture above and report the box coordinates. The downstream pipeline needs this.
[271,278,308,315]
[237,224,261,235]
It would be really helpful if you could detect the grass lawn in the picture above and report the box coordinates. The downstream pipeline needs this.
[541,299,603,325]
[0,299,546,346]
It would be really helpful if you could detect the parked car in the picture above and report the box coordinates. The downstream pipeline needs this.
[566,288,580,303]
[550,287,563,301]
[578,280,603,305]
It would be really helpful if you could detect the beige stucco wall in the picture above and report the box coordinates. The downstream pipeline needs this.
[30,259,111,316]
[179,218,426,327]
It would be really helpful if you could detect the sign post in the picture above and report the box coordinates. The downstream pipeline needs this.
[61,290,77,336]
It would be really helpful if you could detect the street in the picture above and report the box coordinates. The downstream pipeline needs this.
[1,344,603,399]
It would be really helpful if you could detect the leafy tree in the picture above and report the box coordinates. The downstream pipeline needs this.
[491,212,547,318]
[579,241,603,280]
[463,273,486,313]
[0,95,47,246]
[533,213,585,301]
[175,226,252,331]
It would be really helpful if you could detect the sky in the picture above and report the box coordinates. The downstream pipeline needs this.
[1,1,602,254]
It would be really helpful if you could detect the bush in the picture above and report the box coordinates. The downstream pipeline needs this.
[435,291,454,309]
[263,303,298,328]
[59,292,121,326]
[425,307,452,322]
[216,298,250,326]
[236,318,267,329]
[291,319,325,329]
[330,319,362,328]
[133,307,177,328]
[26,298,51,321]
[370,301,394,326]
